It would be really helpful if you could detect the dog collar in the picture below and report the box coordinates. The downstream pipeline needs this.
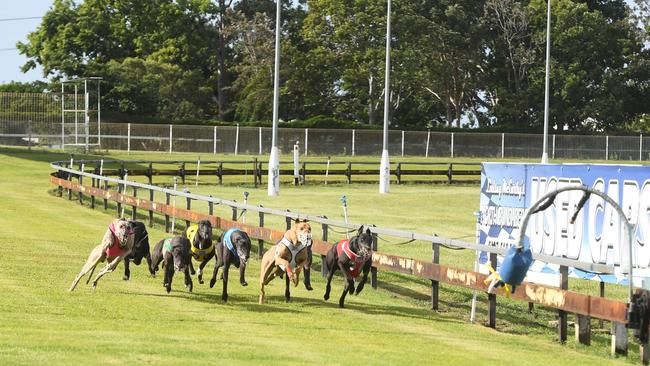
[223,228,240,260]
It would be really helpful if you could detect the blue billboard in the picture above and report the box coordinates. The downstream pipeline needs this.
[479,163,650,285]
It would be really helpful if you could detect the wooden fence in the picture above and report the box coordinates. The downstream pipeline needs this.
[50,161,650,363]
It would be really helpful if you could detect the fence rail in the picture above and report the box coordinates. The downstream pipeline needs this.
[2,119,649,160]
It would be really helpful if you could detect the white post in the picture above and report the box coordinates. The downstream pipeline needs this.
[325,156,331,185]
[127,123,131,153]
[605,135,609,161]
[84,79,89,152]
[470,211,481,323]
[425,130,430,158]
[121,170,128,218]
[352,129,356,156]
[640,134,643,161]
[341,195,350,239]
[541,0,552,164]
[401,130,405,157]
[97,81,101,148]
[234,123,240,155]
[74,84,78,145]
[293,141,300,185]
[195,157,201,186]
[213,126,217,154]
[169,124,173,153]
[258,127,263,155]
[450,133,454,158]
[379,0,392,194]
[552,134,556,159]
[243,192,249,224]
[501,133,505,159]
[60,83,65,150]
[99,159,104,176]
[267,0,282,196]
[304,128,308,156]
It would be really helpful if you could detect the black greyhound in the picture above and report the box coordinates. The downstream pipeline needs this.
[209,228,252,302]
[123,220,155,280]
[323,226,374,308]
[150,237,193,293]
[185,220,214,284]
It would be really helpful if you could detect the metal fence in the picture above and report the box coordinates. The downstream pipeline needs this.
[1,119,649,160]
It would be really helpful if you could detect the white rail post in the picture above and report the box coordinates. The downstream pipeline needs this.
[235,123,240,155]
[640,134,643,161]
[259,127,263,155]
[305,128,309,156]
[169,124,173,153]
[127,123,131,154]
[213,126,217,154]
[60,83,65,150]
[425,130,430,158]
[293,141,300,185]
[450,132,454,158]
[605,135,609,161]
[401,130,405,157]
[552,134,556,159]
[352,129,356,156]
[501,133,505,159]
[97,81,101,148]
[196,157,201,186]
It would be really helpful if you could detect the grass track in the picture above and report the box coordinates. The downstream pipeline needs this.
[0,147,638,365]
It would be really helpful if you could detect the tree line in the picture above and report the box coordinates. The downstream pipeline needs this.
[10,0,650,132]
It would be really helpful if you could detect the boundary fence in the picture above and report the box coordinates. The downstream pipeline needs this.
[2,119,650,160]
[49,159,650,363]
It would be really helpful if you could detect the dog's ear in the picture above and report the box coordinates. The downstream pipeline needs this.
[365,228,372,235]
[357,226,364,235]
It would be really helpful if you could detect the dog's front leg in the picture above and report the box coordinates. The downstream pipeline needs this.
[337,260,355,294]
[197,252,214,284]
[92,252,128,289]
[69,245,104,292]
[123,257,131,281]
[209,251,223,289]
[355,260,372,296]
[222,261,230,302]
[239,260,248,287]
[184,267,193,292]
[284,271,291,302]
[164,261,173,293]
[189,260,196,275]
[146,253,155,276]
[303,246,313,291]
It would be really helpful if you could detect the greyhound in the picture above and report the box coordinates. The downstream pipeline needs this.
[323,226,374,308]
[209,228,252,302]
[122,220,154,280]
[69,218,135,292]
[185,220,214,284]
[259,219,312,304]
[150,236,193,293]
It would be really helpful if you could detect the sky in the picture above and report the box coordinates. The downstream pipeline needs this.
[0,0,643,84]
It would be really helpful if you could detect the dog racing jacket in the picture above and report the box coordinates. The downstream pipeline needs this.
[276,237,308,273]
[186,224,214,261]
[336,239,371,278]
[105,221,132,258]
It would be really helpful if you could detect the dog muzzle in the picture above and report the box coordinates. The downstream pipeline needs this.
[297,233,312,247]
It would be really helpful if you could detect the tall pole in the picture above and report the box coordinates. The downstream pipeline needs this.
[541,0,551,164]
[379,0,392,194]
[268,0,281,196]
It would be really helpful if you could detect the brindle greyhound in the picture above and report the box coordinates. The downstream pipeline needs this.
[150,236,193,293]
[259,220,312,304]
[69,218,135,292]
[185,220,214,284]
[209,228,252,302]
[323,226,374,308]
[123,220,154,280]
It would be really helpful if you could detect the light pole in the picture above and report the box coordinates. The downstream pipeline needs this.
[379,0,392,194]
[268,0,281,196]
[541,0,551,164]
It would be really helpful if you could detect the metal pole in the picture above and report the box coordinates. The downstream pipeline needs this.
[60,83,64,150]
[74,84,78,145]
[552,134,556,159]
[379,0,392,194]
[401,130,405,157]
[97,81,101,148]
[259,127,262,155]
[501,132,505,159]
[84,79,89,152]
[304,128,308,156]
[268,0,281,196]
[127,123,131,153]
[235,123,240,155]
[450,132,454,158]
[213,126,217,154]
[352,129,356,156]
[196,157,201,186]
[171,177,177,233]
[640,134,643,161]
[169,124,173,153]
[425,130,430,158]
[541,0,551,164]
[605,135,609,161]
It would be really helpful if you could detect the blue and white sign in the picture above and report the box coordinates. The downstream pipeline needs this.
[479,163,650,285]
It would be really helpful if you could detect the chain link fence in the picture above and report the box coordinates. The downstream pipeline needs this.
[1,92,649,160]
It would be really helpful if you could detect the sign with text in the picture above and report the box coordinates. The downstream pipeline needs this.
[479,163,650,285]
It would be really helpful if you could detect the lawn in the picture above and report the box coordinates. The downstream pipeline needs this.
[0,146,639,365]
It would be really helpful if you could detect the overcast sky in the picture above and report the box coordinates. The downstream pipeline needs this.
[0,0,643,83]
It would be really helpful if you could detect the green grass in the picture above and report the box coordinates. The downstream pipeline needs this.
[0,146,641,365]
